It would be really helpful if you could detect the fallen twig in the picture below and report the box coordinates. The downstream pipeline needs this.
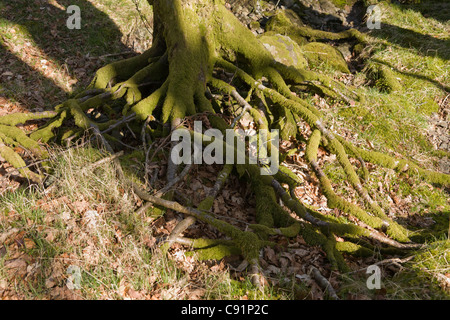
[310,266,340,300]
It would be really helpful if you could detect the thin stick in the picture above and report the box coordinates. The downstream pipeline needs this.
[230,90,252,128]
[165,164,233,246]
[81,151,124,172]
[310,266,340,300]
[154,163,192,197]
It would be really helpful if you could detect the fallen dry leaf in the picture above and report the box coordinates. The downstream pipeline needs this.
[45,277,58,289]
[23,238,35,250]
[189,288,205,300]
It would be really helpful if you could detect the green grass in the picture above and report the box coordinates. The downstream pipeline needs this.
[0,143,293,300]
[315,1,450,193]
[0,0,152,109]
[386,240,450,299]
[316,3,450,291]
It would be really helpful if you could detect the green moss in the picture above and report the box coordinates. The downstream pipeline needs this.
[0,138,41,181]
[367,63,402,93]
[120,149,145,164]
[353,43,365,56]
[214,5,275,76]
[352,146,450,186]
[418,98,440,116]
[329,0,357,9]
[305,129,321,162]
[328,221,370,238]
[334,136,370,181]
[0,111,56,126]
[273,107,298,140]
[275,165,303,187]
[234,231,263,261]
[197,196,215,211]
[301,42,350,74]
[259,33,307,69]
[59,129,81,142]
[280,222,301,237]
[30,110,68,143]
[0,124,46,158]
[66,100,91,130]
[322,236,350,272]
[260,84,321,127]
[265,9,308,45]
[335,241,373,257]
[157,0,219,122]
[327,138,362,187]
[195,84,215,114]
[189,238,241,260]
[323,163,346,184]
[253,181,276,227]
[252,176,300,229]
[266,9,365,45]
[249,224,277,238]
[298,224,328,247]
[322,133,411,240]
[90,47,157,89]
[133,80,169,120]
[249,20,260,30]
[306,131,410,242]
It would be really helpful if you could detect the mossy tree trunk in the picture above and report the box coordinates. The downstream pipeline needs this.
[1,0,449,283]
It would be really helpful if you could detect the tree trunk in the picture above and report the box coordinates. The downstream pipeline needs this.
[147,0,275,123]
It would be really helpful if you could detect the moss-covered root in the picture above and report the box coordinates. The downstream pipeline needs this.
[266,9,367,44]
[367,62,402,93]
[324,235,350,273]
[335,241,373,257]
[28,110,66,143]
[182,237,267,289]
[333,135,370,181]
[0,124,47,157]
[274,63,361,104]
[252,179,279,229]
[29,93,114,144]
[0,111,57,126]
[163,164,233,252]
[208,68,412,243]
[0,122,48,182]
[315,122,392,221]
[305,129,410,242]
[0,138,42,182]
[339,139,450,186]
[290,220,349,272]
[132,176,273,262]
[265,177,406,253]
[200,124,411,249]
[110,53,169,105]
[253,175,329,235]
[88,47,161,90]
[183,237,241,260]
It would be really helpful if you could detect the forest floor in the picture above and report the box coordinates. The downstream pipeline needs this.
[0,0,449,300]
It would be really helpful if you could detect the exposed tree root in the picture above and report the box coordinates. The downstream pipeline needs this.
[1,0,449,293]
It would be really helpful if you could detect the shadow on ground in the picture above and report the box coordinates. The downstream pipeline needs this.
[0,0,133,110]
[392,0,450,24]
